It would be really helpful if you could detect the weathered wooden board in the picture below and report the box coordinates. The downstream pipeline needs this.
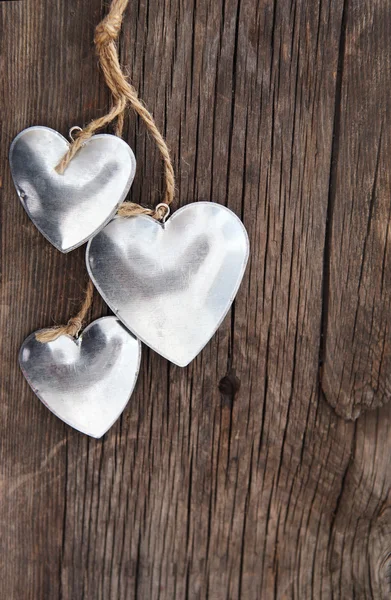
[0,0,390,598]
[321,1,391,420]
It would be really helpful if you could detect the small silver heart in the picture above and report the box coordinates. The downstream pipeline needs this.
[9,126,136,252]
[19,317,141,438]
[86,202,249,366]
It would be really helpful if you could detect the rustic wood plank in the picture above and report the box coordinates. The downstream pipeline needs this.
[0,1,108,598]
[0,1,390,599]
[321,0,391,419]
[329,402,391,598]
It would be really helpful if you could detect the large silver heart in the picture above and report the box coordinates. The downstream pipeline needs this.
[86,202,249,366]
[19,317,141,438]
[9,126,136,252]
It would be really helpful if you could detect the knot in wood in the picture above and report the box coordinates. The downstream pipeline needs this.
[219,371,241,407]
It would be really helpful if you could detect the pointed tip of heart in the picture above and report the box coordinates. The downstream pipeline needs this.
[79,426,110,439]
[169,356,194,368]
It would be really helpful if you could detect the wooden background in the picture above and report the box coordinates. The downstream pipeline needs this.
[1,0,391,598]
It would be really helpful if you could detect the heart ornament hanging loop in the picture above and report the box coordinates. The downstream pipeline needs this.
[154,202,170,224]
[68,125,83,142]
[86,201,249,367]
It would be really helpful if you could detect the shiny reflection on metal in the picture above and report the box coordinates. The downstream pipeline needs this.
[68,125,82,142]
[9,126,136,253]
[87,202,249,367]
[155,202,170,223]
[19,317,141,438]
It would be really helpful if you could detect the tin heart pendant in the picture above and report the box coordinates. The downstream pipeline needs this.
[86,202,249,366]
[9,126,136,252]
[19,317,141,438]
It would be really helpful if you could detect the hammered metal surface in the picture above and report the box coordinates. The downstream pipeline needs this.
[19,317,141,438]
[9,126,136,252]
[87,202,249,366]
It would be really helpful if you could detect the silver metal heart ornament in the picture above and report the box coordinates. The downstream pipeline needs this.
[19,317,141,438]
[9,126,136,252]
[86,202,249,366]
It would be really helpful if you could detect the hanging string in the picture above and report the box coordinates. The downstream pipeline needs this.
[36,0,175,343]
[56,0,175,212]
[36,279,95,342]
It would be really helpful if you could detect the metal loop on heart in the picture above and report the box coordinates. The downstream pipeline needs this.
[69,126,83,142]
[155,203,170,223]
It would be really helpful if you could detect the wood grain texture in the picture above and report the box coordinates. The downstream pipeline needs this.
[321,0,391,420]
[0,0,390,598]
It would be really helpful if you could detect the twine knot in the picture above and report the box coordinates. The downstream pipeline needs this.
[66,317,83,337]
[36,281,94,343]
[94,14,122,46]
